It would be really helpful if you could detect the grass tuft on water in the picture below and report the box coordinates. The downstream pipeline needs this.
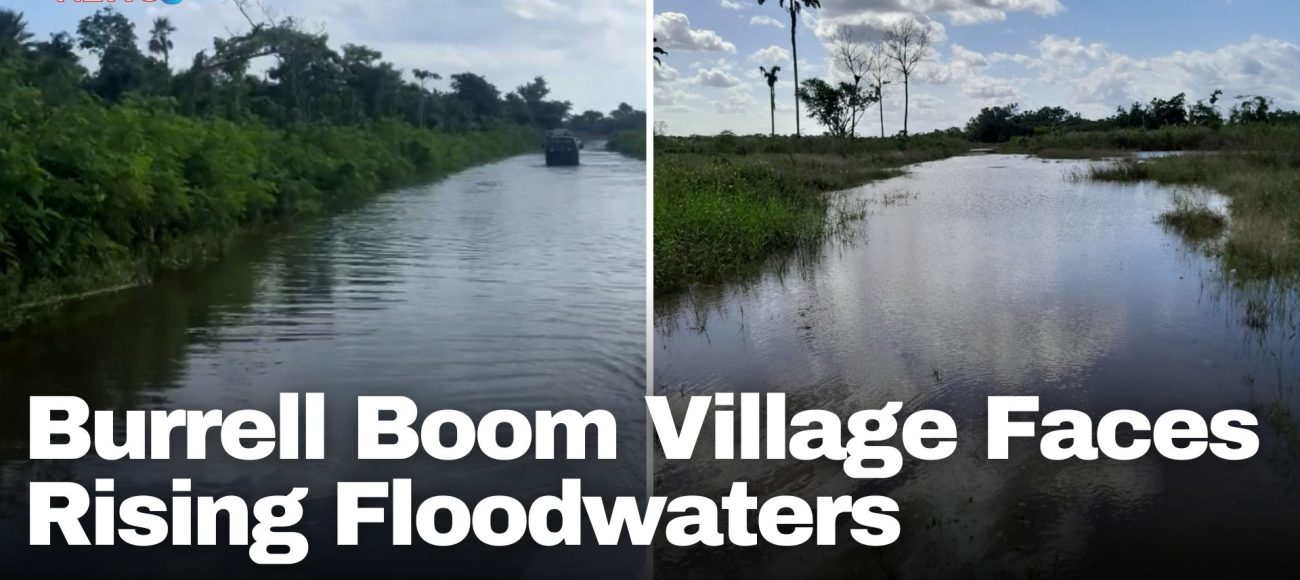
[1158,201,1227,241]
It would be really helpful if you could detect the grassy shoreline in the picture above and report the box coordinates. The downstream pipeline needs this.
[654,134,968,293]
[1030,125,1300,278]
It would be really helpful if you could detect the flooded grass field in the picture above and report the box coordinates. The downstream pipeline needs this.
[653,153,1300,578]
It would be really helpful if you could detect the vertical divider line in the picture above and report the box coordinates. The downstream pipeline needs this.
[644,0,656,577]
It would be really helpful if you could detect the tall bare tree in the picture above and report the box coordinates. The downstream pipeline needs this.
[757,0,820,137]
[865,40,893,138]
[831,26,870,138]
[885,18,931,137]
[759,65,781,136]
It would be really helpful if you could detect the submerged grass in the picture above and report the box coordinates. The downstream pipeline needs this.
[1158,200,1227,241]
[654,134,968,292]
[1054,124,1300,278]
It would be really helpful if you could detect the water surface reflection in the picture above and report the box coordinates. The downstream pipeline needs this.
[1,151,646,579]
[654,154,1300,579]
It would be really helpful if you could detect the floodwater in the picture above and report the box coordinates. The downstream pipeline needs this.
[654,154,1300,579]
[0,151,646,578]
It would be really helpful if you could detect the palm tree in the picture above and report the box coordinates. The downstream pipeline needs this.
[759,65,781,136]
[0,9,33,62]
[757,0,820,137]
[412,69,442,128]
[147,17,176,69]
[654,37,667,67]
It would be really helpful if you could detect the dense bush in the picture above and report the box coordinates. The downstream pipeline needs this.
[0,83,536,327]
[606,129,647,159]
[968,91,1300,144]
[0,7,644,330]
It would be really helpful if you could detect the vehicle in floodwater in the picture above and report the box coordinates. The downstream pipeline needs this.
[544,129,580,166]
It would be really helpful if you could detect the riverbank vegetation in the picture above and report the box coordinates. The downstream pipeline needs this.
[968,92,1300,279]
[1079,126,1300,278]
[0,6,643,332]
[655,133,967,292]
[567,103,647,159]
[606,129,647,160]
[656,3,1299,292]
[655,11,966,293]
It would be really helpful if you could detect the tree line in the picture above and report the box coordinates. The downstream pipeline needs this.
[1,5,641,133]
[965,91,1300,143]
[0,4,642,324]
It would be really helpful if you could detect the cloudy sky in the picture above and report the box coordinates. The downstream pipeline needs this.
[655,0,1300,136]
[15,0,646,114]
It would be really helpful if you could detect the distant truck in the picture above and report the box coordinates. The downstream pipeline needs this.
[544,129,580,166]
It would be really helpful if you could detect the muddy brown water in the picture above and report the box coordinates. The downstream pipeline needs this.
[0,151,647,579]
[653,153,1300,579]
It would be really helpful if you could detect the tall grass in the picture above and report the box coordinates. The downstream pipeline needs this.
[655,134,968,292]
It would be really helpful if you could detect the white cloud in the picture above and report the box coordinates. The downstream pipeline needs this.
[961,75,1022,99]
[721,0,746,10]
[749,45,793,67]
[655,12,737,54]
[695,67,743,88]
[506,0,562,21]
[951,44,990,68]
[817,0,1063,26]
[1029,35,1300,114]
[655,62,681,83]
[750,15,785,29]
[813,11,948,46]
[659,0,1300,136]
[712,87,759,114]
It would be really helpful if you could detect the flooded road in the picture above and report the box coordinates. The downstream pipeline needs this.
[0,150,646,578]
[654,154,1300,579]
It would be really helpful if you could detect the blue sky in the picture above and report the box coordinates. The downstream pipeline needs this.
[9,0,647,114]
[655,0,1300,135]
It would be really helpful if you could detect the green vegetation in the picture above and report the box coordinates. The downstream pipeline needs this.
[653,4,955,294]
[1158,201,1228,242]
[606,129,647,160]
[656,1,1300,292]
[0,7,642,332]
[968,90,1299,147]
[565,102,647,152]
[962,86,1300,280]
[655,134,968,292]
[1072,125,1300,278]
